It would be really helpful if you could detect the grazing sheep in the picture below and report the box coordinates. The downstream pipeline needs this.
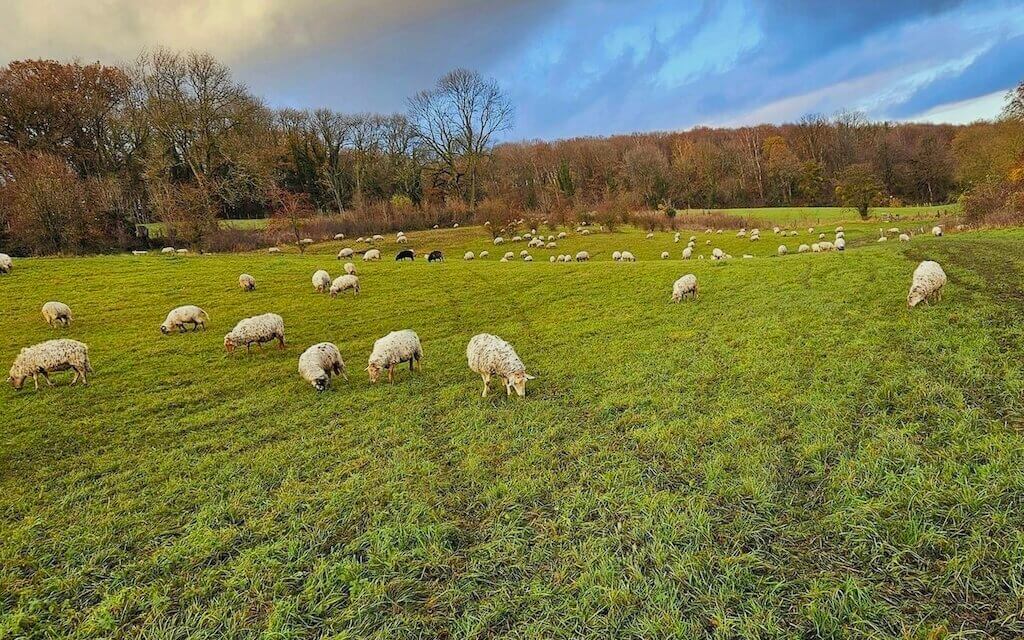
[523,255,534,262]
[819,233,826,240]
[8,339,92,390]
[503,251,515,260]
[520,250,529,258]
[575,251,590,262]
[835,226,844,233]
[899,233,910,242]
[0,253,12,273]
[500,258,508,262]
[239,274,256,291]
[356,237,365,243]
[773,226,780,234]
[778,245,788,256]
[298,342,348,391]
[908,261,947,308]
[268,247,281,254]
[835,238,846,251]
[674,233,681,243]
[737,229,747,238]
[300,238,314,246]
[493,237,505,245]
[160,305,209,334]
[750,234,760,241]
[877,236,888,243]
[453,223,459,228]
[161,247,175,254]
[512,236,522,242]
[338,248,354,259]
[224,313,285,353]
[363,249,381,261]
[612,251,622,261]
[807,227,814,234]
[131,250,148,256]
[396,249,415,261]
[812,243,822,253]
[932,226,943,237]
[581,229,591,235]
[466,333,535,397]
[330,274,360,297]
[334,233,346,240]
[683,247,693,259]
[428,250,444,262]
[372,234,384,241]
[887,228,900,234]
[464,251,475,260]
[671,274,698,302]
[40,301,73,327]
[546,242,557,249]
[819,241,835,251]
[798,244,810,253]
[835,231,845,239]
[557,232,567,239]
[620,251,636,262]
[480,250,490,259]
[550,256,556,263]
[712,248,725,260]
[367,329,422,383]
[396,235,409,244]
[312,270,332,293]
[528,238,544,248]
[661,251,670,259]
[344,262,357,275]
[176,249,188,255]
[646,233,654,239]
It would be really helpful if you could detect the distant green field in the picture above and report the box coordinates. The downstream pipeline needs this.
[679,204,960,225]
[142,218,268,238]
[2,220,1022,638]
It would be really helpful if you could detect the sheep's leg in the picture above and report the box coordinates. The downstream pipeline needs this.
[481,373,490,397]
[32,374,39,390]
[277,334,286,349]
[505,377,513,397]
[409,358,415,372]
[42,372,54,387]
[388,365,395,384]
[70,370,79,385]
[79,367,88,385]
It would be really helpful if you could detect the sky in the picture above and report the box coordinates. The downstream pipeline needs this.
[2,0,1023,140]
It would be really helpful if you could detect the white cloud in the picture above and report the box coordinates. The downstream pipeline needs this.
[907,89,1007,124]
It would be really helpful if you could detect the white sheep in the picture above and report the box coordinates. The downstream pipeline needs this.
[575,251,590,262]
[300,238,314,246]
[366,329,422,383]
[520,250,529,258]
[835,238,846,251]
[298,342,348,391]
[372,234,384,241]
[835,231,845,239]
[798,244,810,253]
[523,255,534,262]
[363,249,381,261]
[312,270,332,293]
[683,247,693,259]
[620,251,636,262]
[41,301,72,327]
[737,229,747,238]
[176,249,188,255]
[131,250,148,256]
[161,247,175,254]
[546,242,557,249]
[334,233,346,240]
[268,247,282,254]
[494,237,505,245]
[479,251,490,259]
[464,251,475,260]
[528,238,544,248]
[712,248,725,260]
[908,261,947,307]
[612,251,622,261]
[581,229,591,235]
[778,245,788,256]
[466,333,535,397]
[0,253,11,273]
[877,236,888,243]
[819,233,826,240]
[557,232,567,239]
[503,251,515,260]
[512,236,522,242]
[239,274,256,291]
[344,262,357,275]
[330,274,360,297]
[819,241,834,251]
[646,233,654,239]
[661,251,670,259]
[932,226,943,237]
[8,339,92,390]
[224,313,285,353]
[671,274,698,302]
[160,305,209,334]
[396,235,409,244]
[899,233,910,242]
[887,228,900,234]
[549,256,556,263]
[812,243,822,253]
[835,226,844,233]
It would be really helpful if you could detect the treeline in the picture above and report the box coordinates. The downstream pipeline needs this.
[0,51,1021,255]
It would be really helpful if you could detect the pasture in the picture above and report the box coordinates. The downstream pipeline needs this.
[2,220,1023,638]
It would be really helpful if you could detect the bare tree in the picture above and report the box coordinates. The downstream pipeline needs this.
[408,68,513,208]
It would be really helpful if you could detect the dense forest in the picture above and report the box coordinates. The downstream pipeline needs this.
[1,51,1021,254]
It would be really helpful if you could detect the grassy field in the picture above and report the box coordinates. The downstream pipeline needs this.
[2,220,1023,638]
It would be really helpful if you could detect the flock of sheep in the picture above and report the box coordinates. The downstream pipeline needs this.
[1,222,949,394]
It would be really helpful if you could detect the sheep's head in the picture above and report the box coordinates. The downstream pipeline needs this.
[160,324,170,335]
[506,372,536,397]
[907,287,926,308]
[8,371,25,390]
[366,362,382,383]
[330,289,339,298]
[223,335,237,353]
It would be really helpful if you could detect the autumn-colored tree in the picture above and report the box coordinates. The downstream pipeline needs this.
[835,163,884,219]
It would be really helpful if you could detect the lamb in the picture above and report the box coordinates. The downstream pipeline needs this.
[778,245,788,256]
[899,233,910,242]
[575,251,590,262]
[549,256,556,263]
[671,274,698,302]
[372,234,384,241]
[812,243,822,253]
[620,251,636,262]
[819,241,835,251]
[835,231,845,239]
[528,238,544,248]
[312,270,332,293]
[239,274,256,291]
[908,261,947,308]
[363,249,381,261]
[344,262,357,275]
[932,226,943,237]
[366,329,422,384]
[427,251,444,262]
[683,247,693,259]
[298,342,348,391]
[160,305,209,333]
[330,274,360,297]
[0,253,11,273]
[223,313,285,353]
[466,333,535,397]
[546,242,557,249]
[338,248,354,259]
[661,251,670,259]
[41,301,73,327]
[819,233,826,240]
[8,339,92,390]
[465,251,475,260]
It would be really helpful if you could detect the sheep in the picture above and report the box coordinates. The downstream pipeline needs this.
[224,313,285,353]
[480,250,490,259]
[356,237,365,243]
[557,232,567,239]
[366,329,422,383]
[581,229,591,235]
[877,236,888,243]
[528,238,544,248]
[0,253,11,273]
[807,227,815,234]
[512,236,522,242]
[504,251,515,260]
[494,237,505,245]
[298,342,348,391]
[549,256,556,263]
[453,223,459,228]
[671,274,698,302]
[620,251,636,262]
[334,233,346,240]
[524,232,533,239]
[750,234,760,241]
[161,247,175,254]
[500,258,508,262]
[646,233,655,239]
[396,235,409,244]
[932,226,943,237]
[330,274,360,297]
[8,339,92,390]
[612,251,622,261]
[160,305,209,333]
[131,250,148,256]
[835,231,845,239]
[819,233,826,240]
[835,226,844,233]
[268,247,282,254]
[396,249,415,261]
[300,238,314,246]
[899,233,910,242]
[683,247,693,259]
[835,238,846,251]
[773,226,780,234]
[523,255,534,262]
[344,262,357,275]
[239,274,256,291]
[908,261,947,308]
[311,269,332,293]
[674,233,681,243]
[712,248,725,260]
[812,243,822,253]
[819,241,834,252]
[743,254,754,259]
[176,249,188,255]
[737,229,747,238]
[338,248,354,259]
[798,244,810,253]
[575,251,590,262]
[466,333,535,397]
[427,251,444,262]
[661,251,670,259]
[372,234,384,241]
[778,245,788,256]
[689,236,697,242]
[465,251,476,260]
[520,250,529,258]
[546,242,557,249]
[887,228,900,234]
[363,249,381,261]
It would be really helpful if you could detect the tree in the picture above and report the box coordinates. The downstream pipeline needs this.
[835,163,884,219]
[1003,80,1024,121]
[408,69,513,208]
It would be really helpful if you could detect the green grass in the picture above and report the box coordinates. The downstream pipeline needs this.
[2,221,1023,638]
[142,218,268,238]
[678,204,960,225]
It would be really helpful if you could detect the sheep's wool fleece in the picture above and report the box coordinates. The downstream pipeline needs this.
[10,339,90,378]
[163,305,207,328]
[312,270,331,291]
[330,275,359,294]
[369,330,422,368]
[909,261,947,305]
[672,275,698,301]
[467,333,526,378]
[298,342,344,385]
[42,301,71,322]
[226,313,284,345]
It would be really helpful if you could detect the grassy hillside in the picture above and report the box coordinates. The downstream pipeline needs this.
[2,222,1022,638]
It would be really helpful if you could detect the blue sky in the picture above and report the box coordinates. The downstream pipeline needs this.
[4,0,1024,139]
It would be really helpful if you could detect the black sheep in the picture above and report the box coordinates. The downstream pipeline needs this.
[427,250,444,262]
[396,249,415,261]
